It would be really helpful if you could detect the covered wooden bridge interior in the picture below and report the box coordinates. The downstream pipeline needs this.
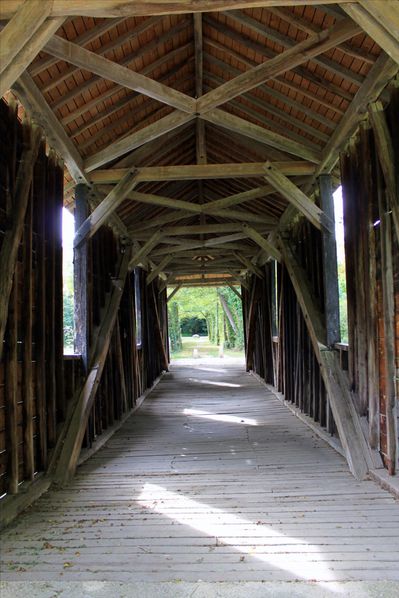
[0,0,399,589]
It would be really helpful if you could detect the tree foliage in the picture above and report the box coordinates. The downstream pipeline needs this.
[167,285,244,352]
[169,301,183,352]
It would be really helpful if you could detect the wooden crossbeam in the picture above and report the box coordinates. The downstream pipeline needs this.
[0,2,353,20]
[54,250,130,485]
[151,235,250,256]
[140,223,267,237]
[234,251,264,279]
[243,225,281,261]
[146,256,174,285]
[369,102,399,244]
[0,0,51,74]
[245,278,261,371]
[278,237,374,480]
[197,18,361,113]
[0,125,42,362]
[85,111,195,172]
[263,162,333,232]
[150,285,169,371]
[129,230,163,270]
[12,72,88,184]
[343,1,399,65]
[225,281,242,300]
[89,162,315,183]
[314,53,398,176]
[0,16,64,97]
[201,110,321,163]
[204,185,274,211]
[74,170,138,247]
[129,190,202,214]
[44,35,196,114]
[167,284,183,302]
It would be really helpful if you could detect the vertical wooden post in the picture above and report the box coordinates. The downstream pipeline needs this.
[22,185,34,480]
[35,141,48,469]
[5,272,19,494]
[54,163,65,421]
[379,208,397,475]
[318,174,340,347]
[74,184,90,371]
[46,153,57,446]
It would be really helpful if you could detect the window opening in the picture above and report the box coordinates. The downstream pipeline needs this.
[333,186,348,343]
[134,268,142,348]
[62,207,75,354]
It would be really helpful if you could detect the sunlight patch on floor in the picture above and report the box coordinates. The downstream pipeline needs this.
[137,483,344,592]
[184,408,258,426]
[188,377,241,388]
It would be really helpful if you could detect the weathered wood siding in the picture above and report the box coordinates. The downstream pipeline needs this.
[340,87,399,474]
[0,99,64,496]
[0,100,169,501]
[243,218,335,440]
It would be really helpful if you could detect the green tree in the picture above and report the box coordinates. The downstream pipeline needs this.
[168,301,183,352]
[168,285,244,351]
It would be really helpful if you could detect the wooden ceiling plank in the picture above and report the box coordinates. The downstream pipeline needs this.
[74,170,138,247]
[0,0,52,74]
[29,17,126,76]
[12,71,88,184]
[204,20,353,104]
[67,47,191,136]
[224,10,365,86]
[198,19,361,113]
[205,74,329,145]
[205,54,336,129]
[315,53,398,175]
[343,1,399,65]
[268,5,375,64]
[42,16,184,95]
[85,110,195,171]
[44,34,196,113]
[201,109,321,163]
[264,161,333,232]
[78,69,193,155]
[114,121,194,169]
[0,2,357,20]
[0,17,65,97]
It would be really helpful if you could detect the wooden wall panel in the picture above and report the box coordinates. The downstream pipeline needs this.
[0,99,64,495]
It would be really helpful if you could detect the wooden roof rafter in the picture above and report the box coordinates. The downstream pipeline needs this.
[2,0,398,281]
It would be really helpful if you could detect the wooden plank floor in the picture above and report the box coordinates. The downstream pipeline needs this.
[1,364,399,583]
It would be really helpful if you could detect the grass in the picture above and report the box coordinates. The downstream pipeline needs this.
[171,336,244,360]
